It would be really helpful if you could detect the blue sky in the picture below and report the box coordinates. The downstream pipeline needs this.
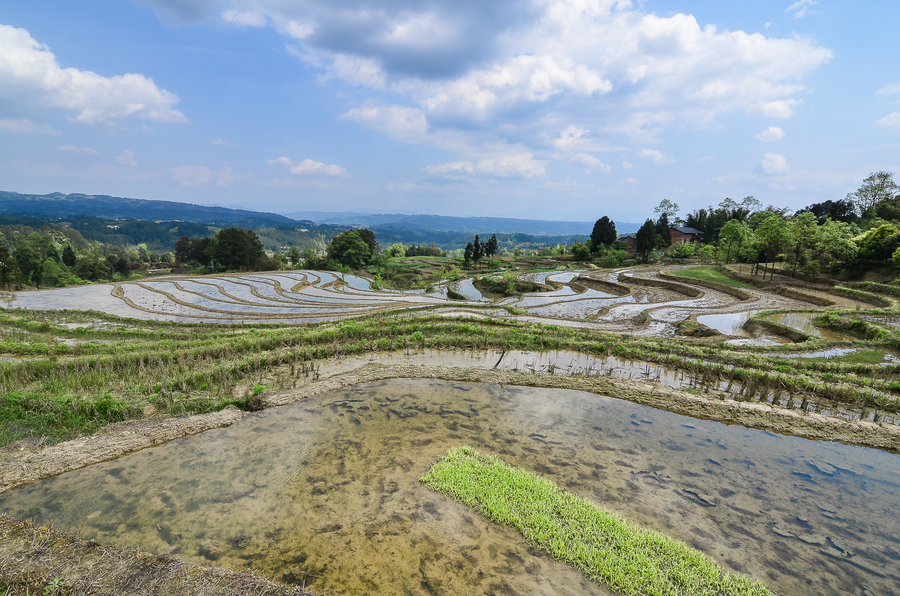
[1,0,898,222]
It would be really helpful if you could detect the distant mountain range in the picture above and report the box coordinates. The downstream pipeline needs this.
[0,191,305,227]
[0,191,641,249]
[285,211,642,235]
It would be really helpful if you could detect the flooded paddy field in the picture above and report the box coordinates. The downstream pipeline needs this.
[286,348,900,426]
[2,378,898,595]
[0,266,833,340]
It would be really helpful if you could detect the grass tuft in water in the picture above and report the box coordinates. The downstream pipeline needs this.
[420,445,773,596]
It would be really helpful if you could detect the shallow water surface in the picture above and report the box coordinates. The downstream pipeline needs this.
[1,380,898,595]
[765,312,849,341]
[696,311,758,336]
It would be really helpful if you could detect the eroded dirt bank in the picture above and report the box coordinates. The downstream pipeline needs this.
[4,360,899,496]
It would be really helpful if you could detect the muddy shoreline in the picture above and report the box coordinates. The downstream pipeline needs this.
[4,359,899,495]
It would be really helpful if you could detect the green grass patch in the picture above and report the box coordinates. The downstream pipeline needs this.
[668,266,754,288]
[420,446,772,596]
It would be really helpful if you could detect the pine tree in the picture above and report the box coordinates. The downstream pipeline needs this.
[590,216,617,250]
[655,212,671,248]
[472,235,483,268]
[464,242,474,267]
[486,234,498,265]
[635,219,657,262]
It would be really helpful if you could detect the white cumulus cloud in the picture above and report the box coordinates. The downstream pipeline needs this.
[569,153,610,173]
[553,126,595,151]
[0,23,187,125]
[747,100,801,118]
[341,105,428,144]
[754,126,785,141]
[136,0,831,161]
[426,153,546,178]
[268,156,347,177]
[221,10,266,27]
[638,149,675,164]
[423,161,475,179]
[760,152,789,174]
[877,82,900,96]
[116,150,137,166]
[874,113,900,128]
[476,154,546,178]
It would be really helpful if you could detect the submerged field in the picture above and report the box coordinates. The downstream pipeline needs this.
[1,263,900,594]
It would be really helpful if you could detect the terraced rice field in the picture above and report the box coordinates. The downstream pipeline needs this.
[4,265,885,342]
[8,271,446,323]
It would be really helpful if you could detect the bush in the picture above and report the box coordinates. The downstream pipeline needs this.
[571,242,591,261]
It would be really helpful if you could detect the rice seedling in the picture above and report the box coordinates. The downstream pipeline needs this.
[420,446,773,596]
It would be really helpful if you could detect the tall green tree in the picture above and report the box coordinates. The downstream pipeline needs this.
[326,229,377,270]
[485,234,498,265]
[13,245,43,289]
[655,212,671,248]
[463,242,474,267]
[787,212,820,277]
[635,219,657,262]
[753,213,793,280]
[590,216,617,249]
[811,219,857,273]
[213,227,265,271]
[718,220,751,265]
[472,235,483,268]
[847,171,898,216]
[654,199,680,221]
[355,229,380,257]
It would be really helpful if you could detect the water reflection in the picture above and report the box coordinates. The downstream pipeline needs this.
[1,379,898,595]
[764,312,849,342]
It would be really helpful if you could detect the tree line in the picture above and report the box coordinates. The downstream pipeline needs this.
[588,171,900,277]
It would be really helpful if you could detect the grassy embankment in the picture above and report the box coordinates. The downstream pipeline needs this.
[420,446,772,596]
[2,304,900,447]
[667,266,755,288]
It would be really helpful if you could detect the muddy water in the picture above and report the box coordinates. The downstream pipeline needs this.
[697,311,758,336]
[765,312,849,341]
[3,379,900,596]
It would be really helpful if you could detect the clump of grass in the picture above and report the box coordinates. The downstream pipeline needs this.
[668,266,754,288]
[420,446,773,596]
